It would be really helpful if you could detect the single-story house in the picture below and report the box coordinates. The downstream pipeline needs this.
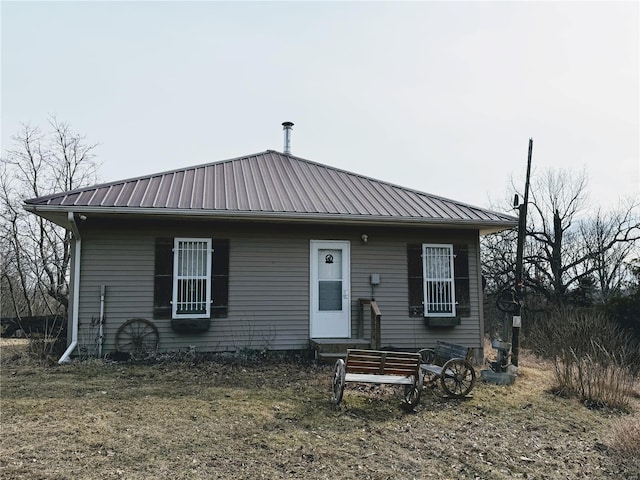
[24,144,517,362]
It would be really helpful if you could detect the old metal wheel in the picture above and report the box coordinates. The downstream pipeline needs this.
[440,358,476,398]
[403,372,423,409]
[331,359,346,405]
[115,318,159,355]
[418,348,438,364]
[496,288,520,314]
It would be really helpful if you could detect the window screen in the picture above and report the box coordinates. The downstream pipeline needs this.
[422,244,456,316]
[173,238,212,318]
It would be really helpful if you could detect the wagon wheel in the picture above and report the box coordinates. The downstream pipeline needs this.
[403,372,424,409]
[496,288,520,314]
[440,358,476,398]
[115,318,159,355]
[418,348,438,364]
[331,359,346,405]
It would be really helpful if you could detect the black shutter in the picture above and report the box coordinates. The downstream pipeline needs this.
[211,239,229,318]
[154,238,173,319]
[407,244,424,317]
[453,244,471,318]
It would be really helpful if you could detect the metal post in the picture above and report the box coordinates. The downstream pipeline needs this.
[98,285,106,357]
[512,138,533,368]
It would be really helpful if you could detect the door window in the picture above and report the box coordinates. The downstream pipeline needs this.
[318,249,342,311]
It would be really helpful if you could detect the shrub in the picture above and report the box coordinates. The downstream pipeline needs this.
[528,307,638,409]
[552,345,635,409]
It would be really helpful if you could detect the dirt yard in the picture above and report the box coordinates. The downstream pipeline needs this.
[1,340,638,479]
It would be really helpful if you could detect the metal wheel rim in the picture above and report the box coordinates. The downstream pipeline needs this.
[331,360,346,404]
[403,385,419,406]
[115,318,159,354]
[441,360,475,398]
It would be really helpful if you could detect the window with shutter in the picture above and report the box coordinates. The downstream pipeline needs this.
[154,237,229,321]
[407,243,470,322]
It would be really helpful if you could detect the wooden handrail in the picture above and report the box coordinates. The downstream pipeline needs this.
[358,298,382,349]
[370,300,381,350]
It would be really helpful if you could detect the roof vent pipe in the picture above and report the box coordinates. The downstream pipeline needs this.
[282,121,294,154]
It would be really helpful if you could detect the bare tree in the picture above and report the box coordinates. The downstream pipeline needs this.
[524,168,590,303]
[579,201,640,302]
[482,167,639,312]
[0,117,99,321]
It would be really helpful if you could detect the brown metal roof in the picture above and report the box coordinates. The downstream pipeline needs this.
[24,150,517,231]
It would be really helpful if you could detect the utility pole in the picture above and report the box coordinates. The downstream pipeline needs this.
[512,138,533,368]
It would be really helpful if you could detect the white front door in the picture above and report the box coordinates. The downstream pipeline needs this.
[310,240,351,338]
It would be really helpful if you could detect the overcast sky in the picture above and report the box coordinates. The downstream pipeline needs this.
[2,1,638,213]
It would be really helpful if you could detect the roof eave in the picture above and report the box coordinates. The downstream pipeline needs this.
[24,204,518,232]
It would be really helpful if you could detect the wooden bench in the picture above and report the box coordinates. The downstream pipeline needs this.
[418,341,476,398]
[331,349,423,409]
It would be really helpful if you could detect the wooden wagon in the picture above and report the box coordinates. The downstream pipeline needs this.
[419,341,476,398]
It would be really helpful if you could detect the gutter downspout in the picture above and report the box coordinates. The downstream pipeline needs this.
[59,211,81,364]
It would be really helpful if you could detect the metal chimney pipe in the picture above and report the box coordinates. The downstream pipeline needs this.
[282,121,294,154]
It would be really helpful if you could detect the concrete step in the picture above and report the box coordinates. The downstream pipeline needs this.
[315,351,346,365]
[310,338,371,364]
[310,338,370,354]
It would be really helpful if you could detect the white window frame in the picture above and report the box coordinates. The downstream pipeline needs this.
[172,238,212,319]
[422,243,456,317]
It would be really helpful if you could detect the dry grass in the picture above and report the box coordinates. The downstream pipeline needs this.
[608,413,640,457]
[0,339,30,362]
[1,340,638,480]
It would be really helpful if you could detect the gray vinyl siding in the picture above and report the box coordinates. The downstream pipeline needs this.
[226,234,309,351]
[77,221,312,354]
[73,219,484,355]
[77,229,154,355]
[350,230,482,351]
